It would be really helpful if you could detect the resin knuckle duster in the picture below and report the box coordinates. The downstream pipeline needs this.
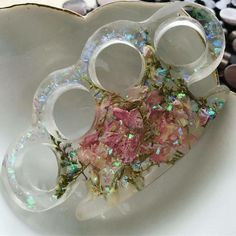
[2,2,230,220]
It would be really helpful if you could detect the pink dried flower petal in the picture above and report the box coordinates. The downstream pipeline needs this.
[150,146,171,164]
[95,143,109,158]
[92,156,107,169]
[81,132,99,148]
[177,133,197,153]
[199,108,210,126]
[108,133,140,163]
[128,109,143,129]
[103,132,122,149]
[169,133,179,142]
[146,90,162,105]
[120,145,138,163]
[113,107,144,130]
[77,148,96,166]
[113,107,129,119]
[104,120,120,133]
[77,145,108,169]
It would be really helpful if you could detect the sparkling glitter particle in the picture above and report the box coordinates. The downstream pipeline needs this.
[217,100,225,109]
[94,91,102,100]
[166,104,173,112]
[156,68,168,77]
[132,162,141,171]
[69,151,77,158]
[173,140,179,145]
[38,95,46,103]
[104,186,111,194]
[142,31,148,41]
[214,47,221,55]
[69,164,78,174]
[206,32,215,40]
[208,108,216,119]
[178,127,183,136]
[124,33,135,41]
[212,39,222,48]
[128,133,135,139]
[183,73,190,81]
[108,148,113,156]
[169,96,175,102]
[121,175,129,188]
[91,175,98,185]
[177,93,186,99]
[156,147,161,155]
[26,196,35,209]
[152,104,163,110]
[9,154,16,165]
[112,161,121,167]
[7,168,15,174]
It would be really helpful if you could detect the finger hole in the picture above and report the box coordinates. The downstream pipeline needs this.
[89,42,145,96]
[16,144,58,193]
[154,18,206,67]
[53,88,96,140]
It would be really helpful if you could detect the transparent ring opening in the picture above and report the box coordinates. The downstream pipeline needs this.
[53,88,96,140]
[154,17,207,67]
[41,84,96,142]
[88,40,145,96]
[2,128,68,212]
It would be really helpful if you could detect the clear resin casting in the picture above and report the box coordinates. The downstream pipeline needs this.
[2,2,229,220]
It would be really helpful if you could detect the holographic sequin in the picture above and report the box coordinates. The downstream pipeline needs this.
[69,151,77,158]
[132,162,141,172]
[156,68,168,77]
[156,147,161,155]
[108,148,113,156]
[112,161,121,167]
[177,93,186,99]
[166,104,173,111]
[128,133,135,139]
[26,195,35,209]
[188,6,224,57]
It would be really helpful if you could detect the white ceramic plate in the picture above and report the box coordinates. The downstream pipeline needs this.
[0,0,96,11]
[0,2,236,235]
[0,0,137,14]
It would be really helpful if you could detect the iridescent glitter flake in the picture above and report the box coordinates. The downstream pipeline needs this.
[156,68,168,77]
[166,104,173,111]
[108,148,113,156]
[26,195,35,209]
[156,147,161,155]
[187,6,224,57]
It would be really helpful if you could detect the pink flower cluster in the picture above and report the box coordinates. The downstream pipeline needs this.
[76,88,210,170]
[141,90,196,164]
[77,98,144,167]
